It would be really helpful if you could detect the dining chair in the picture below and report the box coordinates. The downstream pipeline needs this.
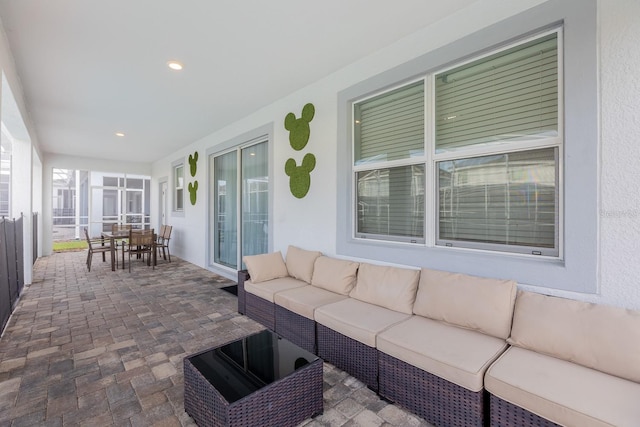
[126,228,155,272]
[157,225,172,262]
[84,227,115,271]
[112,224,132,268]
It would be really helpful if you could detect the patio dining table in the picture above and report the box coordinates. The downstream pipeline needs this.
[101,230,157,271]
[101,230,130,271]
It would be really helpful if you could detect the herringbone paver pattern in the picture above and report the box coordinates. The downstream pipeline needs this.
[0,251,431,427]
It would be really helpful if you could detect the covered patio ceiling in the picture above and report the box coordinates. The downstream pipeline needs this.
[0,0,479,163]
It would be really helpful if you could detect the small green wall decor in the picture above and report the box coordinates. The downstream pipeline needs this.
[284,103,317,199]
[188,181,198,205]
[285,154,316,199]
[189,151,198,177]
[187,151,198,205]
[284,103,315,151]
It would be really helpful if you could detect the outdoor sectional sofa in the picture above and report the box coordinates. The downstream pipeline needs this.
[236,246,640,427]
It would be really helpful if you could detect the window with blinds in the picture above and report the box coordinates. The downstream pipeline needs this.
[174,164,184,211]
[354,81,424,165]
[351,29,561,256]
[435,33,558,152]
[434,31,560,256]
[353,81,426,242]
[437,148,557,251]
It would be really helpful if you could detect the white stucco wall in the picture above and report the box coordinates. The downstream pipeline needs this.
[149,0,639,309]
[595,0,640,308]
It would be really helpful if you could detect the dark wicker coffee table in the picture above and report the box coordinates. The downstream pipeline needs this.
[184,330,323,427]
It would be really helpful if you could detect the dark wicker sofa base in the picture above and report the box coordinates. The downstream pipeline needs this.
[317,323,378,391]
[378,351,486,427]
[237,270,250,315]
[489,394,560,427]
[275,305,316,354]
[245,292,276,330]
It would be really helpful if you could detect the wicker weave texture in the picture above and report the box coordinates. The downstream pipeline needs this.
[184,353,323,427]
[275,305,316,354]
[184,357,229,427]
[236,270,249,315]
[317,324,378,391]
[245,292,275,330]
[489,394,560,427]
[378,352,485,427]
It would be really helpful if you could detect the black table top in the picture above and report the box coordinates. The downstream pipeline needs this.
[187,330,319,403]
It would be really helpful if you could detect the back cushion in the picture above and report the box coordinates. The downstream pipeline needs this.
[285,245,322,284]
[311,256,359,295]
[243,251,288,284]
[349,263,420,314]
[508,290,640,383]
[413,268,517,339]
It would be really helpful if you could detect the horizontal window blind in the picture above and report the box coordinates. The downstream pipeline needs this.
[438,148,557,251]
[435,33,558,152]
[357,165,425,240]
[354,81,424,164]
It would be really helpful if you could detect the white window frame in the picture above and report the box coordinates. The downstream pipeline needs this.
[351,29,562,257]
[172,159,185,216]
[352,78,428,244]
[431,29,563,257]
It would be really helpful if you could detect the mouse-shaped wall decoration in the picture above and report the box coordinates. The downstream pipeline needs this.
[284,103,316,198]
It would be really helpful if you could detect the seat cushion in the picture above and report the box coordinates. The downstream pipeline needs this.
[486,346,640,427]
[244,277,307,303]
[315,299,410,347]
[377,316,507,392]
[413,268,517,339]
[508,290,640,383]
[274,286,347,319]
[285,245,322,283]
[311,256,359,295]
[243,251,289,283]
[349,263,420,314]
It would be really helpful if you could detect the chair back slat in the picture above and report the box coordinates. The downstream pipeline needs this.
[163,225,173,240]
[129,229,154,247]
[83,227,93,249]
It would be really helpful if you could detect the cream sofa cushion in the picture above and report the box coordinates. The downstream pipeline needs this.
[285,245,322,284]
[315,299,410,347]
[243,251,288,284]
[274,286,347,319]
[311,256,359,295]
[377,316,508,392]
[486,346,640,427]
[244,277,307,303]
[413,268,517,339]
[349,263,420,314]
[508,290,640,383]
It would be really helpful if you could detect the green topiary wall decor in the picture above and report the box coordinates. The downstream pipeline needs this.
[189,151,198,177]
[187,151,198,205]
[285,154,316,199]
[188,181,198,205]
[284,103,315,151]
[284,103,316,198]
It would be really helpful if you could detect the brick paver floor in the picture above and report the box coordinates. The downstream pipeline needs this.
[0,250,432,427]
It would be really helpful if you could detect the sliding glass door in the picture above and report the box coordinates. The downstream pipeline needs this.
[211,140,268,270]
[213,151,238,268]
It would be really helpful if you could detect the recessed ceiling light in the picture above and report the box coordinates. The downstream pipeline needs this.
[115,132,125,137]
[167,60,183,71]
